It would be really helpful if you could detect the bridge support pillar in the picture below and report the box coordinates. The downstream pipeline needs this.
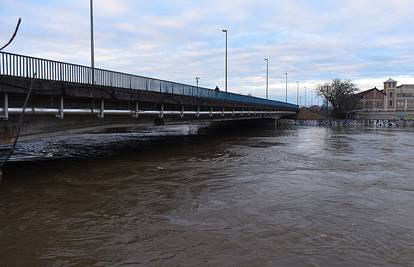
[159,104,164,118]
[2,93,8,121]
[56,96,64,120]
[98,98,104,119]
[132,101,139,118]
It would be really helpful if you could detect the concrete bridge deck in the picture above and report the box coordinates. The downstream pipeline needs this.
[0,51,298,144]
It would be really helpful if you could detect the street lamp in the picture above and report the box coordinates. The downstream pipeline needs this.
[285,73,288,103]
[296,81,299,106]
[196,76,200,87]
[90,0,95,84]
[304,86,307,107]
[222,29,228,92]
[265,59,269,99]
[311,90,313,106]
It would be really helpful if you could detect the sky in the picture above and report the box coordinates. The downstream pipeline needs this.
[1,0,414,105]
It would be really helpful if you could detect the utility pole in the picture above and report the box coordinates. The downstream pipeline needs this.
[222,29,228,92]
[265,59,269,99]
[90,0,95,84]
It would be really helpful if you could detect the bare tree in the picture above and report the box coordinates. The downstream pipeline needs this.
[317,79,358,118]
[0,18,21,51]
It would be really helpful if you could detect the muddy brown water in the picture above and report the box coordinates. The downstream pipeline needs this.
[0,126,414,266]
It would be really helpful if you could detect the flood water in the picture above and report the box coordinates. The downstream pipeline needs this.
[1,126,414,266]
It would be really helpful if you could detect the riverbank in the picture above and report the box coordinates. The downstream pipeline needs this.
[295,119,414,127]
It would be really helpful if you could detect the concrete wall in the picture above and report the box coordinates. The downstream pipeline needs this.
[353,111,414,120]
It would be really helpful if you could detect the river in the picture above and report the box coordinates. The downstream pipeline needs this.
[0,126,413,266]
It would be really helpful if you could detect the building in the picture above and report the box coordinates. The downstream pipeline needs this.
[354,87,385,111]
[353,78,414,120]
[381,78,414,111]
[396,84,414,111]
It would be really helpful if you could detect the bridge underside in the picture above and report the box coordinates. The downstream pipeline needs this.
[0,76,296,144]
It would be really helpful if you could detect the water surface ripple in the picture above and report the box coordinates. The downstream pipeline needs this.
[1,127,414,266]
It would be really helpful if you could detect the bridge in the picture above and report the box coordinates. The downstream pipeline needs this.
[0,51,298,145]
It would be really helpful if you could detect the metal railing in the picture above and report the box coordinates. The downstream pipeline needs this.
[0,51,298,110]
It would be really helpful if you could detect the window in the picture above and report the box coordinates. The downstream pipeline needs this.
[390,92,394,97]
[389,100,393,107]
[397,101,405,109]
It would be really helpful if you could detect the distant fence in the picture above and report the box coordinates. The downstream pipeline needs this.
[0,51,298,111]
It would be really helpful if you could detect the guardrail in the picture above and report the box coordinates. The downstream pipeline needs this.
[0,51,298,111]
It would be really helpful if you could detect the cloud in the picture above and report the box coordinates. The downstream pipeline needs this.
[1,0,414,103]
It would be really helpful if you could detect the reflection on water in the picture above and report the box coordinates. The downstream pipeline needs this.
[1,126,414,266]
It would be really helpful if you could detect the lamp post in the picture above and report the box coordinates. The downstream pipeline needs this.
[285,73,288,103]
[90,0,95,84]
[265,58,269,99]
[311,90,314,106]
[196,76,200,87]
[296,80,299,106]
[304,86,307,107]
[222,29,228,92]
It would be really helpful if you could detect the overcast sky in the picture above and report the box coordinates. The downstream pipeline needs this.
[1,0,414,104]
